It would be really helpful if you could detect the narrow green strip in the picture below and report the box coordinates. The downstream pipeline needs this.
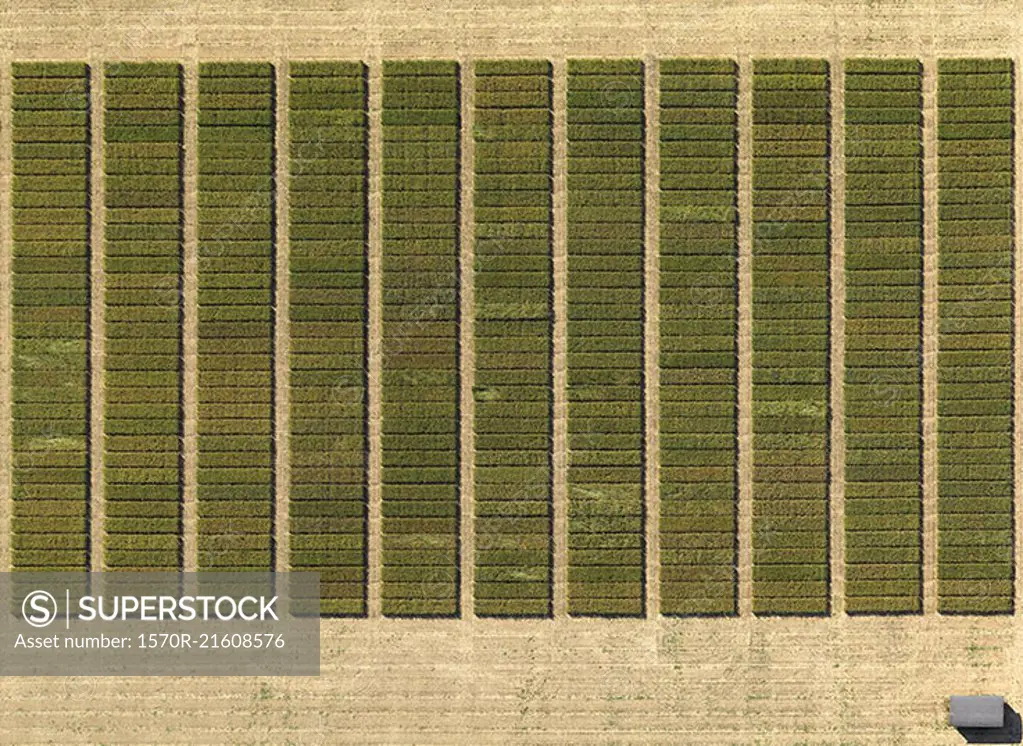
[103,63,184,571]
[196,62,276,572]
[751,59,830,616]
[566,60,645,617]
[473,60,553,618]
[843,60,922,615]
[288,62,369,617]
[380,62,461,617]
[658,59,738,617]
[11,62,91,571]
[936,59,1015,615]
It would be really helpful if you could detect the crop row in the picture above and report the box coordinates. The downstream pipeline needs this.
[566,59,646,617]
[196,62,276,572]
[473,60,554,617]
[751,59,831,615]
[101,62,184,571]
[380,61,461,617]
[658,58,739,616]
[842,60,923,615]
[936,59,1015,615]
[10,62,92,571]
[287,62,369,616]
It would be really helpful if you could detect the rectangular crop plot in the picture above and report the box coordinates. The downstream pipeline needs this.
[751,58,831,615]
[380,60,461,617]
[658,58,739,616]
[566,59,646,617]
[288,62,369,616]
[473,59,554,617]
[936,58,1015,615]
[196,62,276,572]
[8,54,1023,620]
[843,59,923,614]
[11,61,92,571]
[103,62,184,571]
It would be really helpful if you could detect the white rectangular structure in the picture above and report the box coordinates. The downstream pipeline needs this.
[949,695,1005,728]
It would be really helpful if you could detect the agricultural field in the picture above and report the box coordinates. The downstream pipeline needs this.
[566,58,646,617]
[380,60,462,617]
[196,62,276,572]
[10,61,91,571]
[936,58,1015,614]
[4,55,1021,610]
[843,58,923,614]
[103,61,184,571]
[287,61,369,616]
[473,59,554,618]
[3,0,1023,738]
[750,58,831,615]
[658,58,739,616]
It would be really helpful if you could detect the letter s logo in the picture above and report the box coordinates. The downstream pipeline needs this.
[22,590,58,628]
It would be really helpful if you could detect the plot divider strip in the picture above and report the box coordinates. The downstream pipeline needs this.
[459,58,476,619]
[736,55,754,618]
[829,55,847,617]
[89,61,105,574]
[1014,54,1023,614]
[366,59,384,618]
[273,61,291,577]
[552,58,569,619]
[181,61,199,574]
[643,56,661,619]
[921,57,940,616]
[0,60,11,573]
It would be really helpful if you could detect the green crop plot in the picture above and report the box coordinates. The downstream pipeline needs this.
[751,58,831,615]
[658,58,739,616]
[843,59,923,614]
[936,58,1014,615]
[196,62,276,572]
[566,59,646,617]
[288,61,369,616]
[381,60,461,617]
[103,62,184,571]
[11,61,91,571]
[6,55,1023,620]
[473,59,554,617]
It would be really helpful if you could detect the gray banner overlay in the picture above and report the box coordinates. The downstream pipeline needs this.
[0,573,320,676]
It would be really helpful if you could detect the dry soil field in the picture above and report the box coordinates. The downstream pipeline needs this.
[4,0,1023,744]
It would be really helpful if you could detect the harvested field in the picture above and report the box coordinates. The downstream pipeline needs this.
[4,1,1023,744]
